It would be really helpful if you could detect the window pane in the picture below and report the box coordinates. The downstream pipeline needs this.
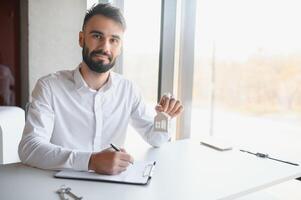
[192,0,301,150]
[123,0,161,106]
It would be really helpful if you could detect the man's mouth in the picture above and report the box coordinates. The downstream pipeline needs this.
[94,54,108,59]
[94,54,107,58]
[93,54,111,63]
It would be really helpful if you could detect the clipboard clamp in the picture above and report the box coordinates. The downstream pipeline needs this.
[143,162,156,177]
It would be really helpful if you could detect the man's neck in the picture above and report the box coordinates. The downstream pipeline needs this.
[80,62,110,91]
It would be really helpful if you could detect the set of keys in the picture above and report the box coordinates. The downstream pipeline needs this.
[56,185,83,200]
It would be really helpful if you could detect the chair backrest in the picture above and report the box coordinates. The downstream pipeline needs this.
[0,106,25,164]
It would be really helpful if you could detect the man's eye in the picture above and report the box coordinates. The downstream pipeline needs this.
[93,34,102,39]
[110,38,119,44]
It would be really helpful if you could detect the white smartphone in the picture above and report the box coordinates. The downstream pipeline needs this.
[200,138,233,151]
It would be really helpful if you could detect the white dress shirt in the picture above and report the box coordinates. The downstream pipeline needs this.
[18,64,170,171]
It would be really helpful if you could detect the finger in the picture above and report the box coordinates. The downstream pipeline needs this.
[171,105,184,118]
[118,160,130,168]
[160,95,170,112]
[158,94,167,105]
[119,152,134,164]
[119,149,134,164]
[129,156,134,164]
[169,100,181,116]
[155,104,163,113]
[166,98,176,114]
[103,147,114,152]
[127,155,134,164]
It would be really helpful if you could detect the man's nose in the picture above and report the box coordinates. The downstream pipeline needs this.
[98,39,110,54]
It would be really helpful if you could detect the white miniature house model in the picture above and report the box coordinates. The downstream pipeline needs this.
[154,112,170,132]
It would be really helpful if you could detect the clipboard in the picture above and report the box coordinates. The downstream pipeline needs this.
[54,161,156,185]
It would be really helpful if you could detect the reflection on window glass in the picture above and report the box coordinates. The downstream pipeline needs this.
[123,0,161,106]
[0,64,15,105]
[192,0,301,149]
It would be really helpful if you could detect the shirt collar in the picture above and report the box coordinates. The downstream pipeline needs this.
[73,63,116,94]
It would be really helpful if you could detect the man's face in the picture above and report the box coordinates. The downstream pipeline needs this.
[79,15,123,73]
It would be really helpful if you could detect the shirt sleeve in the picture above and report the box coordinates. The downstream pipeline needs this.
[18,78,91,171]
[129,83,171,147]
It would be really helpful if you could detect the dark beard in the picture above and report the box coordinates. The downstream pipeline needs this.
[82,44,115,73]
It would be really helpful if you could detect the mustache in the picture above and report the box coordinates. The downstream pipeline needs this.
[90,49,110,57]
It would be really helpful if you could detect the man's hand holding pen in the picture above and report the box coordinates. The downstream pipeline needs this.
[88,145,134,175]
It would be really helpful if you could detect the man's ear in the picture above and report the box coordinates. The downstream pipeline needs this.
[79,31,84,48]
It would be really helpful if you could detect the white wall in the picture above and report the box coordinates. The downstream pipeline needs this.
[28,0,86,94]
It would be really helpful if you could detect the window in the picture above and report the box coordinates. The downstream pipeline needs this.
[122,0,161,106]
[191,0,301,150]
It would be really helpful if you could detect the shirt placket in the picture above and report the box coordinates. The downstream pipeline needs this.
[93,93,103,151]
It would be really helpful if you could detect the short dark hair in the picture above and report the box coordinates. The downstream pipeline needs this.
[82,3,126,31]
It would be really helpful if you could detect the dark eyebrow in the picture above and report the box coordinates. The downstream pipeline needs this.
[112,35,121,40]
[89,30,121,40]
[89,30,103,35]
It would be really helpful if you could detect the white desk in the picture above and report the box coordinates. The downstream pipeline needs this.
[0,139,300,200]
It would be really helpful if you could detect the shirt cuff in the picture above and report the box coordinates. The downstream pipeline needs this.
[72,151,92,171]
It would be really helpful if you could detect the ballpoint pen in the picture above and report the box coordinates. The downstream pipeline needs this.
[240,149,299,166]
[110,143,133,164]
[110,143,121,152]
